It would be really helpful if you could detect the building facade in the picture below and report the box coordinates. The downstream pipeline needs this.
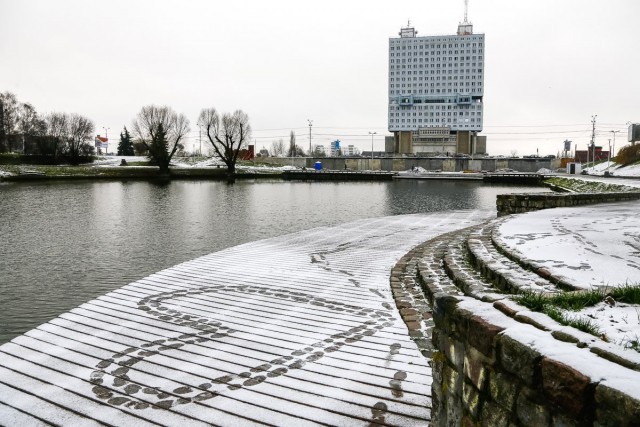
[329,140,341,157]
[388,20,485,155]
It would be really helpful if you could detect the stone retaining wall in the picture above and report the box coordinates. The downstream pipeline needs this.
[261,156,559,173]
[422,288,640,426]
[496,192,640,216]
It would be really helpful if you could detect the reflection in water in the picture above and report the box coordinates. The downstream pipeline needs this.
[0,179,548,343]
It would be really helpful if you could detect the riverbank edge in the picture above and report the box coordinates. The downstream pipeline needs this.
[0,167,285,182]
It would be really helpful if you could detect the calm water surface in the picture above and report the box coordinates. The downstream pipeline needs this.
[0,179,548,343]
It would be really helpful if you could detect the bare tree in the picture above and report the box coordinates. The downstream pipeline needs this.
[0,92,20,152]
[18,103,45,154]
[199,108,251,182]
[270,138,285,157]
[287,130,296,157]
[132,105,190,174]
[41,112,69,158]
[65,113,95,163]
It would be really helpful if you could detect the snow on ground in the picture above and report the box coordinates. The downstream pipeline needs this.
[577,302,640,349]
[584,160,640,178]
[90,156,300,171]
[496,201,640,290]
[497,201,640,351]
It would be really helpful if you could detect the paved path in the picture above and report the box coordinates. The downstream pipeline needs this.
[0,210,491,426]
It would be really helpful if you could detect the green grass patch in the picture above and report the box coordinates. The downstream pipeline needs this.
[609,283,640,304]
[543,305,602,336]
[515,284,640,312]
[514,284,640,338]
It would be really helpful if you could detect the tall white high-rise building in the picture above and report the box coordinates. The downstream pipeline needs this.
[388,18,486,155]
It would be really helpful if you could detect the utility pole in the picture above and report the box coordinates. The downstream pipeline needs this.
[307,119,313,156]
[590,115,597,166]
[586,143,589,167]
[608,138,611,167]
[369,131,377,162]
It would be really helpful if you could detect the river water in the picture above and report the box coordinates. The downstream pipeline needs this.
[0,179,548,344]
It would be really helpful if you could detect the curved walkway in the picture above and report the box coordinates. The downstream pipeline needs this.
[0,210,492,426]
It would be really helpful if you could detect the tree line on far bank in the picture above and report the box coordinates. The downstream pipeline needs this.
[0,92,95,164]
[0,91,252,181]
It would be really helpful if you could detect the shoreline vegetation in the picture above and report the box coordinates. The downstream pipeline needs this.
[0,164,256,181]
[0,157,285,181]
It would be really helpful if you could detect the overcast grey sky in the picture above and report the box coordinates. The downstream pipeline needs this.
[1,0,638,156]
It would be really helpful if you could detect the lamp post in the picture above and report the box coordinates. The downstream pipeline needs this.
[307,119,313,156]
[368,131,376,162]
[610,130,620,159]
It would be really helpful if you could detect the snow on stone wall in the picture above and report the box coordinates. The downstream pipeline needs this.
[425,289,640,426]
[496,192,640,216]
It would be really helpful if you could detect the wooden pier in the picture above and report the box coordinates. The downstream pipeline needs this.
[283,170,395,181]
[0,211,492,425]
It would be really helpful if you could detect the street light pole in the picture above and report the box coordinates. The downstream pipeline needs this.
[369,131,376,162]
[198,123,202,157]
[610,130,620,159]
[307,119,313,156]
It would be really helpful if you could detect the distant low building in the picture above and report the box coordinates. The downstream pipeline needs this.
[575,147,609,163]
[345,144,359,156]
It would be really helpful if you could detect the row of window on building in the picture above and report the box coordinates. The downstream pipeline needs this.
[389,104,481,111]
[390,111,482,117]
[390,88,482,95]
[391,81,483,87]
[390,57,483,65]
[390,117,481,124]
[389,39,483,48]
[391,69,483,76]
[390,50,483,57]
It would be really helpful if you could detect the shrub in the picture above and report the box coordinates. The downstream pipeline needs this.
[616,144,640,166]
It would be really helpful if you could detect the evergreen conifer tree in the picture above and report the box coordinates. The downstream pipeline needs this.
[117,126,134,156]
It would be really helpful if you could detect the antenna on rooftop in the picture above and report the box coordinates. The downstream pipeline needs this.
[457,0,473,35]
[463,0,469,24]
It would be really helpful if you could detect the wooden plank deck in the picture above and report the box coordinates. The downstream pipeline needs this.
[0,211,492,426]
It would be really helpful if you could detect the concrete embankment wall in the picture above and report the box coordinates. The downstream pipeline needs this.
[425,291,640,426]
[262,157,560,173]
[496,192,640,216]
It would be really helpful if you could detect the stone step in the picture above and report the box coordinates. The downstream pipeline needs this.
[390,227,481,359]
[466,219,564,294]
[441,226,507,302]
[490,221,583,291]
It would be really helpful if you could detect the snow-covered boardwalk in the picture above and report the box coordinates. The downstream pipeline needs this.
[0,210,491,426]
